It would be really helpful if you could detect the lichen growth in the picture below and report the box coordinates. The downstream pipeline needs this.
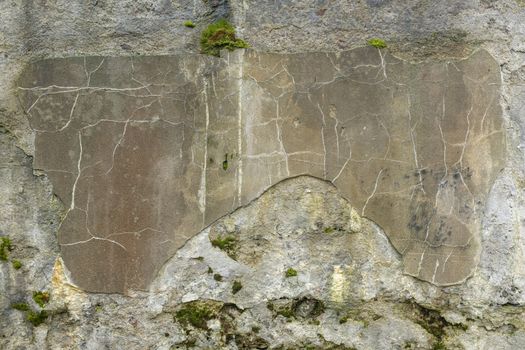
[11,302,30,311]
[294,298,325,318]
[174,302,218,330]
[26,310,48,327]
[0,236,12,261]
[337,307,381,328]
[403,302,451,349]
[210,234,237,258]
[12,259,22,269]
[267,298,324,322]
[277,307,295,319]
[184,20,195,28]
[432,341,447,350]
[12,301,48,327]
[32,291,50,308]
[232,280,243,294]
[367,38,387,49]
[200,19,249,56]
[285,268,298,278]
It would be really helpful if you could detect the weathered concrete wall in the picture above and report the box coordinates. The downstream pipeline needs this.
[1,1,525,349]
[17,48,504,293]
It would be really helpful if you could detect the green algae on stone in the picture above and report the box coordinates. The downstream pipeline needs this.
[11,302,30,311]
[367,38,387,48]
[32,291,50,308]
[200,19,249,56]
[184,20,195,28]
[285,268,298,278]
[210,234,237,258]
[12,259,22,269]
[27,310,48,326]
[0,236,12,261]
[174,301,220,330]
[232,280,243,294]
[12,301,48,327]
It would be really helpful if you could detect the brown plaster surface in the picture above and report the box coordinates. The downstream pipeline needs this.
[17,48,504,292]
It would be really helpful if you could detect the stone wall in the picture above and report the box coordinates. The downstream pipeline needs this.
[1,1,525,349]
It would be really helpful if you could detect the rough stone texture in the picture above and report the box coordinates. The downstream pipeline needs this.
[2,176,524,349]
[17,48,504,292]
[1,0,525,349]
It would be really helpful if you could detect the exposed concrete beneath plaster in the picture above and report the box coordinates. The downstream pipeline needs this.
[17,48,504,292]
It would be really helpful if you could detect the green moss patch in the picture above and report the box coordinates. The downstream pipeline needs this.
[402,302,457,350]
[285,268,298,278]
[33,291,50,308]
[337,308,382,328]
[210,234,237,258]
[232,280,243,294]
[12,259,22,269]
[367,38,387,49]
[11,299,49,327]
[174,301,221,330]
[1,236,12,261]
[11,302,30,311]
[200,19,249,56]
[184,20,196,28]
[27,310,48,327]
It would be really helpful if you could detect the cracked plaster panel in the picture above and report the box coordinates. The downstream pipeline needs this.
[17,48,504,293]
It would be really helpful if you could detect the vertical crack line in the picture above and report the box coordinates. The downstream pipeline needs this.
[416,247,427,277]
[457,106,474,197]
[317,102,327,179]
[104,120,129,176]
[276,100,290,177]
[59,93,80,132]
[86,58,106,87]
[407,94,425,194]
[458,106,473,166]
[70,131,83,211]
[332,157,350,183]
[435,94,448,209]
[198,81,210,226]
[378,116,391,160]
[362,168,384,216]
[237,50,244,206]
[83,57,89,83]
[328,106,340,159]
[442,248,454,273]
[431,258,440,284]
[423,216,432,243]
[332,128,352,183]
[480,92,495,134]
[378,49,388,80]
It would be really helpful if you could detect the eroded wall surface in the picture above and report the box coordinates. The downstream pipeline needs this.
[3,1,525,349]
[17,48,504,293]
